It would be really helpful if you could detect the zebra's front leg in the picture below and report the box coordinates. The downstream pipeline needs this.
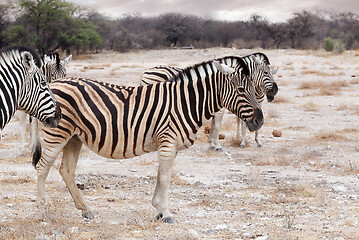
[207,109,225,151]
[238,117,247,148]
[17,111,27,154]
[255,130,262,147]
[152,142,177,223]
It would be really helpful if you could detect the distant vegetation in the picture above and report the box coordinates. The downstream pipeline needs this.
[1,0,359,54]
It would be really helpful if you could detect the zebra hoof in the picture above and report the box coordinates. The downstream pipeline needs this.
[82,211,95,220]
[162,216,174,223]
[257,144,263,148]
[239,144,246,148]
[215,147,223,152]
[156,213,163,220]
[156,213,174,223]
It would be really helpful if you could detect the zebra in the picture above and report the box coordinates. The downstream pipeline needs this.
[140,53,278,150]
[15,52,71,153]
[41,52,72,83]
[0,46,61,132]
[32,58,263,223]
[209,53,278,149]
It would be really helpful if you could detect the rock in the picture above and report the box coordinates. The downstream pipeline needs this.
[203,228,214,234]
[332,185,347,192]
[219,133,225,139]
[272,130,282,137]
[215,224,228,231]
[242,232,253,238]
[256,236,270,240]
[204,126,211,134]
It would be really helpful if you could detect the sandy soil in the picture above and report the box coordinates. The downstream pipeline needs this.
[1,48,359,240]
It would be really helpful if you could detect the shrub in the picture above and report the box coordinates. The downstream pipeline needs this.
[324,37,334,51]
[324,37,346,54]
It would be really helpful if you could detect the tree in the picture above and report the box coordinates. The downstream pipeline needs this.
[288,11,315,49]
[0,4,10,48]
[58,16,101,54]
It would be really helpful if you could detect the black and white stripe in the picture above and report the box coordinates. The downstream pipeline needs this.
[33,58,263,222]
[0,46,61,131]
[16,52,71,153]
[141,53,278,150]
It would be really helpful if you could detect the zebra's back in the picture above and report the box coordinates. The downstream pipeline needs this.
[140,65,182,85]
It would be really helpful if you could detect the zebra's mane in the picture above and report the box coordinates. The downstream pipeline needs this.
[242,52,270,65]
[0,46,42,68]
[45,52,61,68]
[176,57,249,82]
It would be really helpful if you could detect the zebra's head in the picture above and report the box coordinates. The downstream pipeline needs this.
[18,48,61,128]
[213,59,263,132]
[249,53,278,102]
[42,53,71,83]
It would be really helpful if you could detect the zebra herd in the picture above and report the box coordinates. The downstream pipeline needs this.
[0,46,278,223]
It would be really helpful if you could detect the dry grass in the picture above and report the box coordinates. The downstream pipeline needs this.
[271,95,291,104]
[300,102,321,112]
[313,130,348,141]
[300,69,344,77]
[298,80,349,96]
[83,64,111,70]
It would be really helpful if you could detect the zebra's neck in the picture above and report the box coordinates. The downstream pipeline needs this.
[0,55,23,130]
[171,62,223,129]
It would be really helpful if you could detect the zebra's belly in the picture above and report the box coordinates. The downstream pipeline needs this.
[78,133,159,160]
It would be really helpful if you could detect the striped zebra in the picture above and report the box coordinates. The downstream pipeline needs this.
[41,52,72,82]
[16,52,71,153]
[211,53,278,149]
[0,46,61,132]
[140,53,278,150]
[33,58,263,223]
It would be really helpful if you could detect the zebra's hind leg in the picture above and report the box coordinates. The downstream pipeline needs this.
[58,136,94,219]
[207,109,225,151]
[152,140,177,223]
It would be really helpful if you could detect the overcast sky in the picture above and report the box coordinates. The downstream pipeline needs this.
[71,0,358,22]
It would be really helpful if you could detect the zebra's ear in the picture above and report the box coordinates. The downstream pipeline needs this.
[271,67,279,75]
[22,52,35,72]
[63,54,72,66]
[43,54,52,64]
[213,61,235,75]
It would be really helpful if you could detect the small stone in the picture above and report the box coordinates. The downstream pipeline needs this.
[332,185,347,193]
[69,227,79,233]
[204,126,211,134]
[203,228,214,234]
[256,236,270,240]
[219,133,225,139]
[246,162,252,167]
[272,130,282,137]
[187,229,198,237]
[215,224,228,231]
[242,232,253,238]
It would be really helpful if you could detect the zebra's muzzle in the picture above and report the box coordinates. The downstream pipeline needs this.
[246,107,263,132]
[42,102,62,128]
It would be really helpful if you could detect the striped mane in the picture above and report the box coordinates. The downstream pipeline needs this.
[172,57,249,82]
[0,46,42,68]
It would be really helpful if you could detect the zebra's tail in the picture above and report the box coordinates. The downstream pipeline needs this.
[30,117,42,168]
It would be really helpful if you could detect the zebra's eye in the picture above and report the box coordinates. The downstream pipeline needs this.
[40,79,47,87]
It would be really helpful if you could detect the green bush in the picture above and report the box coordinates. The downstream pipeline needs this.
[324,37,334,51]
[324,37,346,54]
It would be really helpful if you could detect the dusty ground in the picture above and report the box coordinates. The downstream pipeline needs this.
[1,48,359,240]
